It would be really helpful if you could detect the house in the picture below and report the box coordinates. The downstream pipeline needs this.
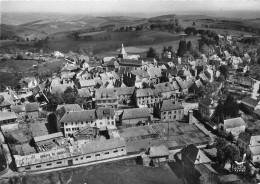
[199,98,217,119]
[14,138,127,172]
[220,117,246,138]
[59,110,96,137]
[95,88,118,108]
[241,97,260,112]
[135,88,162,108]
[120,108,150,127]
[0,111,18,132]
[25,102,39,118]
[175,77,188,94]
[237,132,260,163]
[146,66,162,84]
[79,79,96,90]
[123,69,149,88]
[60,63,79,75]
[116,87,135,105]
[181,144,212,182]
[11,105,25,119]
[156,99,184,121]
[95,107,116,130]
[154,82,178,100]
[149,145,169,167]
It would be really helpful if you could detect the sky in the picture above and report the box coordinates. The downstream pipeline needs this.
[1,0,260,15]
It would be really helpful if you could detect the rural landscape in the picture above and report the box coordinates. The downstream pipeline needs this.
[1,0,260,184]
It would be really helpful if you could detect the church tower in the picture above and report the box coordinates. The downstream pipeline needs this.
[118,44,127,59]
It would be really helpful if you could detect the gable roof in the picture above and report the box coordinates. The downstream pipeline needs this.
[34,132,63,143]
[175,77,188,90]
[119,59,142,67]
[160,100,184,112]
[131,69,149,79]
[25,102,39,112]
[224,117,246,129]
[11,105,25,113]
[182,144,211,164]
[56,104,81,112]
[95,88,117,100]
[116,87,135,96]
[199,98,213,107]
[238,132,251,144]
[79,79,96,88]
[96,107,115,118]
[60,110,96,122]
[78,88,91,98]
[122,108,150,120]
[154,82,176,93]
[136,88,161,98]
[0,111,17,121]
[241,97,259,108]
[149,145,169,157]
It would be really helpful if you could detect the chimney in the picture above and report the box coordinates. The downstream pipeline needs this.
[188,110,194,124]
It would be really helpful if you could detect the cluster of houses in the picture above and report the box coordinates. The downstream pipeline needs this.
[0,39,260,183]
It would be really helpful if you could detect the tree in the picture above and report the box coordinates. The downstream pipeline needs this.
[177,40,188,57]
[146,47,157,58]
[61,87,78,104]
[215,137,227,151]
[187,41,192,51]
[219,65,229,79]
[227,132,235,142]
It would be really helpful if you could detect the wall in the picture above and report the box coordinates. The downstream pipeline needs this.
[17,146,127,172]
[160,109,184,121]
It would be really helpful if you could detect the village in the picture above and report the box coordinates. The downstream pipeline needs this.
[0,30,260,184]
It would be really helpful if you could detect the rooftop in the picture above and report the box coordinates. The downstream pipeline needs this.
[0,111,17,121]
[223,117,246,129]
[60,110,96,122]
[160,100,184,112]
[121,108,150,121]
[34,132,64,143]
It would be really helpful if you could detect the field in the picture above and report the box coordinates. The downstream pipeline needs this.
[49,30,185,54]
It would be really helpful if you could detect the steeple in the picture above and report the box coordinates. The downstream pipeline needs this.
[118,44,127,58]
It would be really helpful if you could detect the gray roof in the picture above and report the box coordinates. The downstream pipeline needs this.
[154,82,176,93]
[122,108,150,120]
[96,107,115,118]
[81,138,126,154]
[238,132,251,144]
[149,145,169,157]
[116,87,135,96]
[25,102,39,112]
[224,117,246,129]
[95,88,117,100]
[56,104,81,112]
[79,79,96,88]
[60,110,96,122]
[11,105,25,113]
[78,88,91,98]
[34,132,63,143]
[241,97,259,108]
[0,111,17,121]
[160,100,184,112]
[136,88,161,98]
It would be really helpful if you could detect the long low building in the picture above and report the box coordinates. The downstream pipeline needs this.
[14,138,126,172]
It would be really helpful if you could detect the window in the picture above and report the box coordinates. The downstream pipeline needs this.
[108,122,110,125]
[111,121,114,125]
[57,161,62,164]
[86,156,91,159]
[113,150,118,153]
[65,123,67,126]
[81,122,83,125]
[168,111,172,115]
[105,152,109,155]
[75,158,78,161]
[174,115,176,119]
[107,117,110,120]
[81,157,83,160]
[100,122,103,125]
[96,154,100,157]
[121,149,124,151]
[47,163,52,166]
[36,165,42,168]
[25,167,31,170]
[72,123,74,125]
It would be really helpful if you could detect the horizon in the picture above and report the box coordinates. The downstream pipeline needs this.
[1,0,260,18]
